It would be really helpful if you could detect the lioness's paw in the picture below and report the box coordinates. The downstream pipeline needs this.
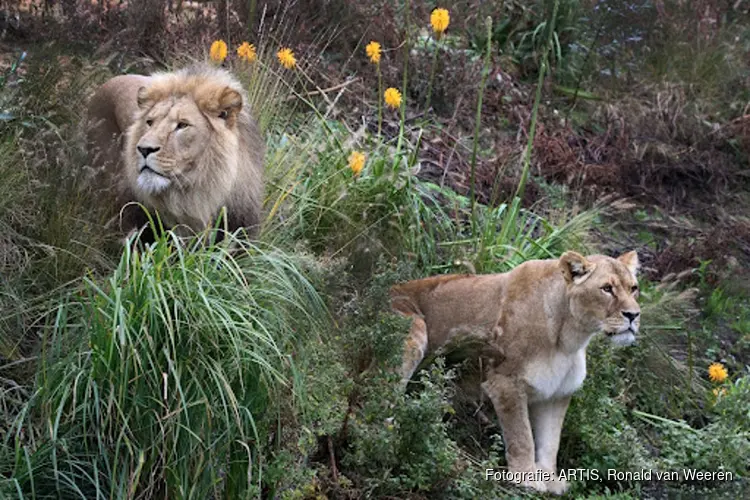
[507,470,548,494]
[520,478,548,494]
[544,476,569,496]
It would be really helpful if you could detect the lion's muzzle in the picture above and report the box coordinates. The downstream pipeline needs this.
[134,142,171,193]
[137,163,171,194]
[137,145,160,159]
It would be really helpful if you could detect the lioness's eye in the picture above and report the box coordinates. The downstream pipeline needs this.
[145,119,153,127]
[602,284,614,294]
[176,122,189,130]
[631,285,639,294]
[218,110,228,120]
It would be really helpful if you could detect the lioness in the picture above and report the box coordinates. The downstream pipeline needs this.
[86,64,264,241]
[390,251,640,495]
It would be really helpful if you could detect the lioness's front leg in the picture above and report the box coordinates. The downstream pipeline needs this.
[482,372,546,494]
[530,396,571,495]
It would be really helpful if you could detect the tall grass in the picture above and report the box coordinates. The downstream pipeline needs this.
[260,120,596,277]
[0,51,116,387]
[2,229,327,498]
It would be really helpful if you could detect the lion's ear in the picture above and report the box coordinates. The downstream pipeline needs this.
[618,250,640,278]
[136,87,151,110]
[218,88,243,126]
[560,251,596,285]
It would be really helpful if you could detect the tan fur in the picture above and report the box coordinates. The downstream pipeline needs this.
[390,251,641,495]
[86,64,264,238]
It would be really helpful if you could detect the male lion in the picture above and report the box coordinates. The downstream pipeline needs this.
[390,251,641,495]
[86,64,264,241]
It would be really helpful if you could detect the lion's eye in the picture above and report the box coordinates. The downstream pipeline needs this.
[631,285,639,294]
[218,110,228,120]
[176,122,189,130]
[145,119,154,127]
[602,284,614,294]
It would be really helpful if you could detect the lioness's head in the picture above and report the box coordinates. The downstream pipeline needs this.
[126,65,246,196]
[560,251,641,346]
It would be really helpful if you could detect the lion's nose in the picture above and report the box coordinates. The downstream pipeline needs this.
[137,146,160,159]
[622,311,640,323]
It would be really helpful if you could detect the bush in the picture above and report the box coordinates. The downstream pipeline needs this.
[654,372,750,478]
[343,360,458,495]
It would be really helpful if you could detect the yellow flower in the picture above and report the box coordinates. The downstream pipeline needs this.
[348,151,366,176]
[210,40,228,63]
[430,8,450,36]
[277,47,296,69]
[366,41,382,64]
[237,42,257,63]
[384,87,402,109]
[708,362,728,383]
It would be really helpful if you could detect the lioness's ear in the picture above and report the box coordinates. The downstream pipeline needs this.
[560,251,596,285]
[218,88,243,126]
[136,87,151,110]
[618,250,640,278]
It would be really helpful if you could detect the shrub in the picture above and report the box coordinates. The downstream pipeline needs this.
[653,372,750,478]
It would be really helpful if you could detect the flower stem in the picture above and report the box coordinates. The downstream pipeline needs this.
[425,35,441,112]
[495,0,559,256]
[393,0,410,169]
[514,0,559,203]
[469,16,493,232]
[377,63,383,140]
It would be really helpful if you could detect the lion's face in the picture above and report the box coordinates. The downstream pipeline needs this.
[128,82,243,196]
[560,251,641,346]
[133,98,212,193]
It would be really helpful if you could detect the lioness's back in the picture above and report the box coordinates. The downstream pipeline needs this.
[390,260,564,348]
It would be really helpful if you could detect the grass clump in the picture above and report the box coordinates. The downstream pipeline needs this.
[2,229,327,498]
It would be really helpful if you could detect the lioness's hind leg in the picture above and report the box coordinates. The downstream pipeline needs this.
[399,315,428,387]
